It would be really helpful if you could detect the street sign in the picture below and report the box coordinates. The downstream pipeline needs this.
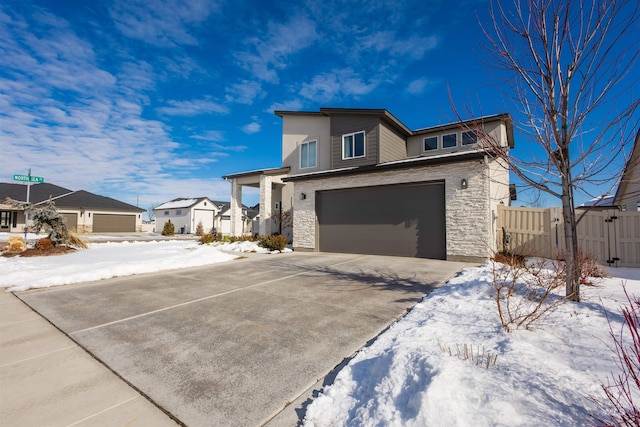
[13,174,44,183]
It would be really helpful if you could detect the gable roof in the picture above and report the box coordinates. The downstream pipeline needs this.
[154,197,214,210]
[0,182,143,212]
[0,182,73,203]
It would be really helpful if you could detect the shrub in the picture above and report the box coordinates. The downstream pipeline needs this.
[228,235,254,243]
[594,285,640,426]
[68,232,88,249]
[491,255,565,332]
[36,238,54,251]
[162,220,175,236]
[199,233,215,244]
[195,221,204,236]
[258,234,288,251]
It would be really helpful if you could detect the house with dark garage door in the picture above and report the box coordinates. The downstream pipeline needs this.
[223,108,514,261]
[0,182,144,233]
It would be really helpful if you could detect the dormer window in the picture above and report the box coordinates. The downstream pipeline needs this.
[342,131,366,159]
[442,133,458,148]
[462,131,478,145]
[424,136,438,151]
[300,140,317,169]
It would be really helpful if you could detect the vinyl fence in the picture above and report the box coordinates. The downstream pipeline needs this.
[497,205,640,268]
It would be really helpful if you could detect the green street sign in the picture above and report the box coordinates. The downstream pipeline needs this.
[13,174,44,183]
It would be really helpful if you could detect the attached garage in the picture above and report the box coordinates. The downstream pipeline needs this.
[93,214,136,232]
[316,181,446,259]
[61,213,78,231]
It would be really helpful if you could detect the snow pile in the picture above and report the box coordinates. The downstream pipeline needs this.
[303,263,640,426]
[0,240,237,292]
[216,240,293,254]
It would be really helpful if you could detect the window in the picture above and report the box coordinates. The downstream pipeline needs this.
[300,140,317,169]
[462,131,478,146]
[442,133,458,148]
[164,211,169,216]
[423,136,438,151]
[176,209,182,215]
[342,131,366,159]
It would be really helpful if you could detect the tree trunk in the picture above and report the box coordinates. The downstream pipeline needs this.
[561,176,581,302]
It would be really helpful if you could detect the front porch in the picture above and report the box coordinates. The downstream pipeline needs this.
[222,167,291,238]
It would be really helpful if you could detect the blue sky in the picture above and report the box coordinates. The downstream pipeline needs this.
[1,0,638,212]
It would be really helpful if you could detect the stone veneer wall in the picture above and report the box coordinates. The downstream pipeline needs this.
[292,158,501,260]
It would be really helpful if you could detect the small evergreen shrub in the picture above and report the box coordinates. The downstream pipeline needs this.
[195,221,204,236]
[162,220,175,236]
[199,233,215,244]
[258,234,287,251]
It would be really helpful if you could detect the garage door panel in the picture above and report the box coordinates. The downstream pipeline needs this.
[317,182,445,259]
[93,214,136,233]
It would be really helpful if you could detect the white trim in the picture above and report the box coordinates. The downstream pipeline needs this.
[299,139,317,169]
[442,132,458,149]
[342,130,366,160]
[423,135,439,152]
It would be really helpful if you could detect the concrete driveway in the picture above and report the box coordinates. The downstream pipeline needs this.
[15,252,470,426]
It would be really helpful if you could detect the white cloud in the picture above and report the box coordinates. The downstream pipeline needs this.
[110,0,220,47]
[157,99,229,116]
[225,80,265,105]
[358,31,439,61]
[406,77,440,95]
[267,99,304,113]
[299,69,378,103]
[242,122,261,134]
[235,15,319,83]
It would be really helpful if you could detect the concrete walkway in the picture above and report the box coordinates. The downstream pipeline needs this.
[0,290,180,427]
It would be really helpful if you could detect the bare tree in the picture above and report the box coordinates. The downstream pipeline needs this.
[468,0,640,301]
[147,204,156,222]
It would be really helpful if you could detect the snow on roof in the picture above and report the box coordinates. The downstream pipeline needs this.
[579,195,615,208]
[155,198,200,210]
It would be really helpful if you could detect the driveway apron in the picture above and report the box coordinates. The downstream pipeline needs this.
[15,252,471,426]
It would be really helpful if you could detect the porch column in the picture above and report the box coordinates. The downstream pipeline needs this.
[259,174,273,235]
[230,179,243,236]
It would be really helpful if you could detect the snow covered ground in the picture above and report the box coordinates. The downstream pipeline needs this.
[303,263,640,426]
[0,238,290,292]
[1,237,637,425]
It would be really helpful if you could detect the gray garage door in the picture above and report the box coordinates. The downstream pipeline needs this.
[93,214,136,232]
[317,181,446,259]
[61,213,78,231]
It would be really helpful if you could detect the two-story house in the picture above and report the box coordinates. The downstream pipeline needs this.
[223,108,514,261]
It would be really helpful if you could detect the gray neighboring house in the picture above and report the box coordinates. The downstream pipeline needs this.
[223,107,514,261]
[0,182,144,233]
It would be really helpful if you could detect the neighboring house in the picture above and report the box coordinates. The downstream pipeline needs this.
[578,195,617,210]
[0,182,144,233]
[614,129,640,211]
[223,108,514,261]
[154,197,218,234]
[212,200,256,236]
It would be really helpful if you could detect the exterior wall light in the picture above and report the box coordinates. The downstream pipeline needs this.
[300,193,307,200]
[461,178,468,189]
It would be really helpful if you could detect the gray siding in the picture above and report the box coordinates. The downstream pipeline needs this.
[331,115,379,168]
[379,122,407,163]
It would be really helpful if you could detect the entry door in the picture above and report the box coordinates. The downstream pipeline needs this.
[316,181,446,259]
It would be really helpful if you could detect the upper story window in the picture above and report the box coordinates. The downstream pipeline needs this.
[342,131,366,159]
[462,131,478,145]
[442,133,458,148]
[424,136,438,151]
[164,211,169,216]
[300,140,317,169]
[176,209,182,215]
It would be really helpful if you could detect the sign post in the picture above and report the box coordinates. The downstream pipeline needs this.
[13,170,45,240]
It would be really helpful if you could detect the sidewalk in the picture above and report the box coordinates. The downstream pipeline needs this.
[0,290,180,427]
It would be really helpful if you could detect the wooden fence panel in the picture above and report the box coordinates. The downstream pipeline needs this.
[616,211,640,267]
[497,206,640,267]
